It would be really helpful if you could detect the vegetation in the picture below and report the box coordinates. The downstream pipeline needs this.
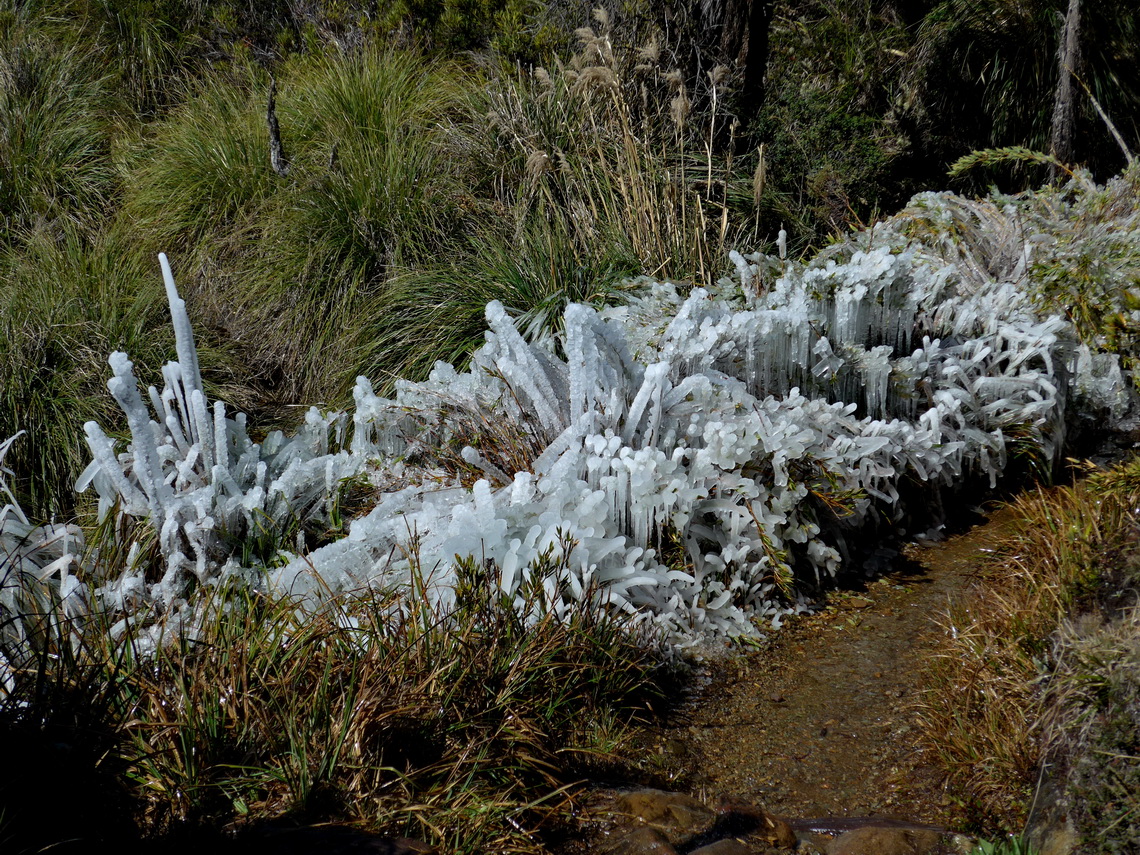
[0,229,174,516]
[918,457,1140,848]
[2,0,1140,851]
[2,0,1139,518]
[0,549,672,853]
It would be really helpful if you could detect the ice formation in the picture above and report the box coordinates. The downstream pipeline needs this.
[1,432,87,689]
[75,254,358,633]
[60,177,1140,642]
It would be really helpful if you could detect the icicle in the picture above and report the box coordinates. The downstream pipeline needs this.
[158,253,204,399]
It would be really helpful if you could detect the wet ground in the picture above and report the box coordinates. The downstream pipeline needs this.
[563,501,1025,846]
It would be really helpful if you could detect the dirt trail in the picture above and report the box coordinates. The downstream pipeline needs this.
[604,502,1024,831]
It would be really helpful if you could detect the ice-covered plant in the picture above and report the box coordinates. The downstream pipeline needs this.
[274,172,1140,641]
[71,170,1140,645]
[78,255,359,622]
[1,431,87,683]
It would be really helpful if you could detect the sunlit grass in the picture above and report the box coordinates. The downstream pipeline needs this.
[917,456,1140,836]
[0,18,119,248]
[118,64,275,258]
[0,546,671,852]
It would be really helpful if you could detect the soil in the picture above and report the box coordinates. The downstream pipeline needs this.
[560,500,1025,847]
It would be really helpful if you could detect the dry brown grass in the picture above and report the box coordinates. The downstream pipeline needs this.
[0,550,673,853]
[916,459,1140,832]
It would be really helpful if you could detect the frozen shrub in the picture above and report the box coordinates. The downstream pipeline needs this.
[77,255,358,636]
[78,173,1140,643]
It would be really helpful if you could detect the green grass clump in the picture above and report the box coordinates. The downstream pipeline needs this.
[118,48,472,412]
[0,20,119,249]
[368,217,639,387]
[970,835,1038,855]
[119,66,275,258]
[0,228,173,517]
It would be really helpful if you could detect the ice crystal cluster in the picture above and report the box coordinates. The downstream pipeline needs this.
[76,255,357,635]
[47,175,1140,642]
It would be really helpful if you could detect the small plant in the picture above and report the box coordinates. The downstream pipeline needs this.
[1,547,670,851]
[970,834,1038,855]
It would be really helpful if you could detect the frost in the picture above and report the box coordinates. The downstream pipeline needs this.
[1,432,88,677]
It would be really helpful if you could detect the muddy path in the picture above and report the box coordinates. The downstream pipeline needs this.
[562,501,1025,849]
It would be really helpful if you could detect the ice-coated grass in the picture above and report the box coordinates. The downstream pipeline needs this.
[0,227,177,517]
[61,168,1138,647]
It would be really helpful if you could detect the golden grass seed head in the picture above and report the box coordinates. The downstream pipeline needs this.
[574,26,597,47]
[525,150,551,183]
[670,91,690,129]
[753,144,767,207]
[637,36,660,66]
[574,65,619,96]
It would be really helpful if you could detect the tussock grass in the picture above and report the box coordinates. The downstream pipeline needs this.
[1049,606,1140,851]
[0,19,118,247]
[466,22,759,285]
[917,458,1140,834]
[368,217,639,389]
[0,546,671,853]
[0,228,172,516]
[119,65,274,257]
[230,49,468,404]
[119,48,470,411]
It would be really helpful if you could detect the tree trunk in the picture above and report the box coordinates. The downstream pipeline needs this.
[697,0,774,126]
[267,77,291,179]
[1050,0,1082,168]
[732,0,774,113]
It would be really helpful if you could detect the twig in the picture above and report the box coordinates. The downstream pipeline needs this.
[267,76,291,178]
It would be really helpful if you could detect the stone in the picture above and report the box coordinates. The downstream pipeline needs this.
[715,800,798,849]
[826,827,942,855]
[689,839,753,855]
[615,789,718,844]
[606,827,679,855]
[1031,824,1079,855]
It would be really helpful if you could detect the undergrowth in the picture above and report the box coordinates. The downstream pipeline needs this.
[918,456,1140,849]
[0,546,672,854]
